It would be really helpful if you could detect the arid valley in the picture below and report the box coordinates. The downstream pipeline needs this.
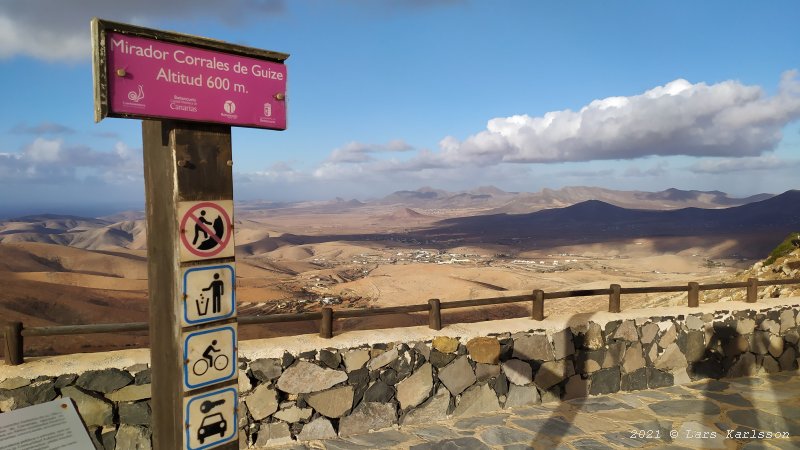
[1,186,798,357]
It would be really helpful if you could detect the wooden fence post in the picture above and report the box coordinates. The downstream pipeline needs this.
[746,278,758,303]
[428,299,442,330]
[609,284,621,313]
[531,290,544,321]
[3,321,23,365]
[320,307,333,338]
[688,282,700,307]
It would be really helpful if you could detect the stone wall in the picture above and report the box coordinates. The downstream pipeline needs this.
[1,298,799,449]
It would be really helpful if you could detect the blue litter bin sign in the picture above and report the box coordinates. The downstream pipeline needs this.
[181,263,236,326]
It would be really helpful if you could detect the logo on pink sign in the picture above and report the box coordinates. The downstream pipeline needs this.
[105,32,286,130]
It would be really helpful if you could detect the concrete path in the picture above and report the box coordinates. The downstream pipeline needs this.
[265,371,800,449]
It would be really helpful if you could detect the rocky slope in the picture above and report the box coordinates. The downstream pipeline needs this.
[706,233,800,302]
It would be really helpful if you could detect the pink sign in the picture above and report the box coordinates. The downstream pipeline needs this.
[106,32,286,130]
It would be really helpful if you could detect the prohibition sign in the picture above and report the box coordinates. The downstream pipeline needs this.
[180,202,233,258]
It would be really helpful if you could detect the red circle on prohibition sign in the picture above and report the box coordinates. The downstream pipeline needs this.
[180,202,232,258]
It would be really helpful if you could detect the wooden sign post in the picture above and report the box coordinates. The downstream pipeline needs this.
[92,19,288,450]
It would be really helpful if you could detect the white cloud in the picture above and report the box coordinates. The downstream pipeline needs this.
[11,122,74,135]
[314,72,800,179]
[327,140,414,163]
[0,0,284,61]
[438,72,800,164]
[24,138,61,162]
[689,155,799,174]
[624,161,669,177]
[0,138,141,183]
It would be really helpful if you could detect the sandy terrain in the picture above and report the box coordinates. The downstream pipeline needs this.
[2,188,793,357]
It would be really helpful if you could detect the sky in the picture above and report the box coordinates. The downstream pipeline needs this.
[0,0,799,217]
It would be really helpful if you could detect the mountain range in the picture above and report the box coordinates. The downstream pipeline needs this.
[0,186,788,254]
[376,186,773,213]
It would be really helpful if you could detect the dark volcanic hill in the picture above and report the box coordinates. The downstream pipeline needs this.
[426,190,800,254]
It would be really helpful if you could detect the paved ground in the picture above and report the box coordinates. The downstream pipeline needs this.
[267,371,800,450]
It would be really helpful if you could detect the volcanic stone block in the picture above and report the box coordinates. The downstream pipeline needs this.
[721,335,748,357]
[727,353,758,378]
[432,336,459,354]
[255,422,292,447]
[429,349,457,368]
[563,375,590,401]
[621,368,648,391]
[513,334,554,361]
[119,401,150,426]
[107,384,151,402]
[534,360,571,390]
[61,386,113,428]
[306,385,354,418]
[276,361,347,394]
[10,381,57,409]
[114,425,151,450]
[582,322,605,350]
[475,363,501,382]
[493,372,509,397]
[654,343,688,371]
[622,342,645,374]
[589,367,620,395]
[453,384,500,416]
[640,323,659,345]
[685,315,704,331]
[779,347,797,371]
[603,342,625,368]
[297,417,337,441]
[505,383,541,408]
[274,405,312,423]
[400,388,450,426]
[0,377,30,390]
[363,381,394,403]
[396,363,433,410]
[613,321,638,342]
[343,349,371,372]
[647,368,674,389]
[760,319,780,335]
[466,337,501,364]
[768,335,784,358]
[736,318,756,335]
[438,356,476,396]
[249,358,282,382]
[245,384,279,420]
[318,349,342,369]
[75,369,133,394]
[367,348,399,371]
[762,355,781,373]
[338,402,397,437]
[502,359,533,386]
[780,309,797,333]
[750,331,770,355]
[684,331,706,363]
[659,324,677,349]
[552,329,576,360]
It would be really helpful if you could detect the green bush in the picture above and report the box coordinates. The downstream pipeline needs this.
[764,232,800,266]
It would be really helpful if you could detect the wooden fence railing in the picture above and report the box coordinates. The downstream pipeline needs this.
[3,277,799,366]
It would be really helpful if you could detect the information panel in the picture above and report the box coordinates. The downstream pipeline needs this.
[93,19,288,130]
[0,398,94,450]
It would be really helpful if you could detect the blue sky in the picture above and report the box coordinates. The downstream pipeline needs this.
[1,0,799,217]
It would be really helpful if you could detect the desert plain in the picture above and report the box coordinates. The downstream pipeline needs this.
[1,186,797,357]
